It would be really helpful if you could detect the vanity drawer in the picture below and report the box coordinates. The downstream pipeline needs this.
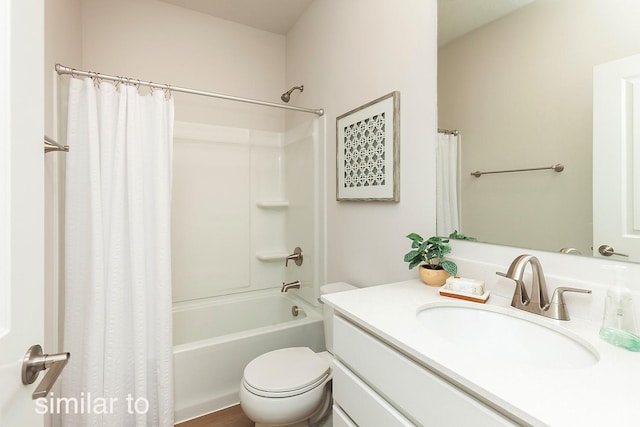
[333,315,518,427]
[332,404,357,427]
[333,360,414,427]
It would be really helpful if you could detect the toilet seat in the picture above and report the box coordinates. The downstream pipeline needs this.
[243,347,330,398]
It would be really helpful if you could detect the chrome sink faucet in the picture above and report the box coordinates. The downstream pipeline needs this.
[496,255,591,320]
[281,280,301,292]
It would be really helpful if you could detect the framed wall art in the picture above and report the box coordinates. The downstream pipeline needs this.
[336,91,400,202]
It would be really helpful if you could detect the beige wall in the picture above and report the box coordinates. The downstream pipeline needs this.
[81,0,287,132]
[44,0,82,353]
[45,0,82,137]
[439,0,640,254]
[287,0,438,286]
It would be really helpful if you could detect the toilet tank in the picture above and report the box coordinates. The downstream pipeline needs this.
[320,282,357,354]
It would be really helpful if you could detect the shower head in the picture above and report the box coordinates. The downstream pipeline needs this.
[280,85,304,103]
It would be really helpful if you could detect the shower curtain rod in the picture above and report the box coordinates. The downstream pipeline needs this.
[55,64,325,117]
[438,128,459,136]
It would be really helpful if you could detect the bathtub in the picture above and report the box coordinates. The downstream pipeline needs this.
[173,288,325,423]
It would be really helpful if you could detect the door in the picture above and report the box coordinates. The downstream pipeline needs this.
[0,0,45,425]
[593,53,640,262]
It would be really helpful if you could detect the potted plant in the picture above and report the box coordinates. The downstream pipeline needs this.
[403,233,458,286]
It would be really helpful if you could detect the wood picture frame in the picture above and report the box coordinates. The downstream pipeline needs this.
[336,91,400,202]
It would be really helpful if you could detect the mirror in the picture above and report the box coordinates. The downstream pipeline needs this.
[437,0,640,262]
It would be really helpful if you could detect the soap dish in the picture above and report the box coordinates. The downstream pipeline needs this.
[439,285,491,304]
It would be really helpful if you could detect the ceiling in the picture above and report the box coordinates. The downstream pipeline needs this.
[158,0,315,35]
[158,0,533,44]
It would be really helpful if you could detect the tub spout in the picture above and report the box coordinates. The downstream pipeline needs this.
[281,281,301,292]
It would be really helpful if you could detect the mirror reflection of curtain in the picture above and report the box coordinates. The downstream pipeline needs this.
[436,131,460,236]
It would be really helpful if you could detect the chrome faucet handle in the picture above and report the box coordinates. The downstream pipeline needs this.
[285,247,303,267]
[547,287,592,320]
[551,287,592,305]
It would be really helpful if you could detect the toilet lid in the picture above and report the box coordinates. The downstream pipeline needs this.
[243,347,330,396]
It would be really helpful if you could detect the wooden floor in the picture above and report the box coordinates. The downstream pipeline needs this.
[175,405,254,427]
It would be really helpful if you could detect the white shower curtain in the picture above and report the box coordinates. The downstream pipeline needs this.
[61,77,174,427]
[436,131,460,237]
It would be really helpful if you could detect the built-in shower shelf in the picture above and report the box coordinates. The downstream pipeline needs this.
[255,251,290,262]
[256,200,290,209]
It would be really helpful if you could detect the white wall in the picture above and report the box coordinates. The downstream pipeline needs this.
[286,0,438,287]
[439,0,640,254]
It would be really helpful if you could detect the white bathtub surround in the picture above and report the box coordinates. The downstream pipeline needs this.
[323,279,640,426]
[171,118,323,306]
[173,289,324,423]
[62,78,174,426]
[283,118,325,306]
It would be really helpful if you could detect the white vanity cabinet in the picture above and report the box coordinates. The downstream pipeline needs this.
[331,315,519,427]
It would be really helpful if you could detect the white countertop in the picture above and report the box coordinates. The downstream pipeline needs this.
[322,280,640,427]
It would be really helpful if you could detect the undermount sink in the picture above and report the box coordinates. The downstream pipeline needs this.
[417,303,599,369]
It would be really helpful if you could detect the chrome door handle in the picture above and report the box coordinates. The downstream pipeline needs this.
[598,244,629,257]
[22,344,70,399]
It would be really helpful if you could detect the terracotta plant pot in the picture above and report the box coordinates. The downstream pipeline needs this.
[419,265,450,287]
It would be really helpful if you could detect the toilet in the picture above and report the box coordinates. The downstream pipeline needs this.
[239,282,357,427]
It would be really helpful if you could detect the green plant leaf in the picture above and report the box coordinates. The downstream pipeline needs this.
[448,230,477,241]
[403,250,422,263]
[406,233,423,241]
[426,236,441,245]
[404,232,457,272]
[408,258,422,270]
[441,260,457,276]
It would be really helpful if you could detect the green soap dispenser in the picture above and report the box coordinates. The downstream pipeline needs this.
[599,268,640,351]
